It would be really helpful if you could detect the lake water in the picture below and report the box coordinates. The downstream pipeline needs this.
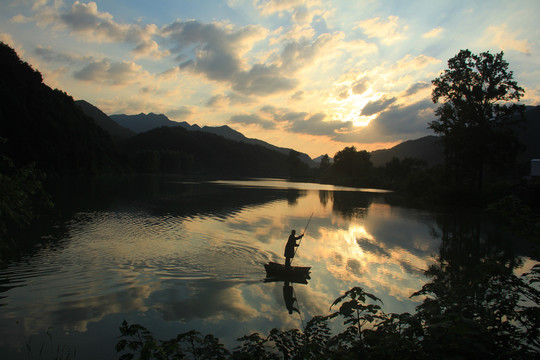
[0,176,535,359]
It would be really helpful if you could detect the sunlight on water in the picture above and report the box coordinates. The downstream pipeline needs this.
[0,177,449,358]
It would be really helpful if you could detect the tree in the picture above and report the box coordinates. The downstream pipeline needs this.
[429,50,525,191]
[332,146,373,184]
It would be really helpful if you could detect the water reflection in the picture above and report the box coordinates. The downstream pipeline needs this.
[0,176,535,359]
[410,214,540,358]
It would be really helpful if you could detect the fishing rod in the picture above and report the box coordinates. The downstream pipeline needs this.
[292,211,314,262]
[292,285,305,329]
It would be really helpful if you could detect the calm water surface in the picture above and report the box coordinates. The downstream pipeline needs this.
[0,176,533,359]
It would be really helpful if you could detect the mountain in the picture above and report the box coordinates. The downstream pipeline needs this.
[0,42,122,174]
[122,126,290,177]
[370,136,443,167]
[108,112,317,167]
[75,100,134,139]
[368,106,540,169]
[110,113,181,133]
[202,125,317,167]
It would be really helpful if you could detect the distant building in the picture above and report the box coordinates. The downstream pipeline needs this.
[532,159,540,177]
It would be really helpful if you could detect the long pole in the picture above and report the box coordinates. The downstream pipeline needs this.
[292,212,313,262]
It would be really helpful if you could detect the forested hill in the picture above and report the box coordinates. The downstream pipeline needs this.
[121,126,292,177]
[0,42,123,174]
[110,112,317,168]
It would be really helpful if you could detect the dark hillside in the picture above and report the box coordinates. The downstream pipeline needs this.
[76,100,134,139]
[370,135,443,167]
[121,126,290,177]
[0,42,122,174]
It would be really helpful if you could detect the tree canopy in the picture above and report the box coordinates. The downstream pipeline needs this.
[429,49,525,191]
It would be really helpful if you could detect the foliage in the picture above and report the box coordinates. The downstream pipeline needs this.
[323,146,374,187]
[429,49,525,191]
[117,321,229,360]
[0,142,52,261]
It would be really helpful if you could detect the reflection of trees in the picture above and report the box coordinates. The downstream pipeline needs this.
[411,215,540,358]
[318,190,332,207]
[286,188,305,206]
[332,192,373,219]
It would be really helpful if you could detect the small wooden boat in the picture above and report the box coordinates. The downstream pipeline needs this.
[264,261,311,278]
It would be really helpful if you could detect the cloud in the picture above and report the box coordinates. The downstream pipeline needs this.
[329,99,436,144]
[404,81,431,96]
[361,96,397,116]
[0,33,15,46]
[484,23,530,54]
[33,45,80,64]
[422,26,443,38]
[369,99,435,138]
[163,17,337,96]
[38,1,164,57]
[168,106,193,120]
[355,16,408,45]
[233,64,298,95]
[288,113,353,136]
[352,78,370,95]
[164,20,299,96]
[255,0,306,16]
[279,33,335,72]
[73,59,143,85]
[229,113,276,129]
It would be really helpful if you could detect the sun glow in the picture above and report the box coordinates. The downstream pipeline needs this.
[328,88,380,127]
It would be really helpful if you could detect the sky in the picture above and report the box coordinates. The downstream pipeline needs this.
[1,0,539,158]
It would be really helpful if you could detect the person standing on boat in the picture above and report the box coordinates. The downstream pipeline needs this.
[284,230,303,268]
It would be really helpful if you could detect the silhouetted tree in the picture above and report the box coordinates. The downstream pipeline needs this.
[332,146,373,185]
[429,50,525,191]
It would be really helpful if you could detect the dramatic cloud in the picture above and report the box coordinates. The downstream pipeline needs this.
[163,20,300,95]
[3,0,537,157]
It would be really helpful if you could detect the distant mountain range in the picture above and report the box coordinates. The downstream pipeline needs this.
[107,111,317,167]
[78,101,540,171]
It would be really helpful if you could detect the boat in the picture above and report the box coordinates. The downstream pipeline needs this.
[264,261,311,279]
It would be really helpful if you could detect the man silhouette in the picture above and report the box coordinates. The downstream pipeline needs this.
[284,230,303,268]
